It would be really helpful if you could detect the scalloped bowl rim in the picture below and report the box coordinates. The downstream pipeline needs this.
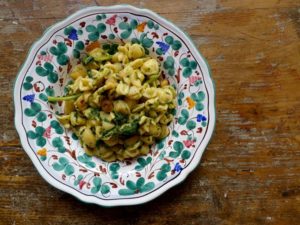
[14,5,216,207]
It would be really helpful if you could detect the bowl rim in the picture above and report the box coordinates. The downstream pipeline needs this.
[13,4,216,207]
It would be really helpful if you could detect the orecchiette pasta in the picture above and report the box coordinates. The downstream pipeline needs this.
[49,42,176,162]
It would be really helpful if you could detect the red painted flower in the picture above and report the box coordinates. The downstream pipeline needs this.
[106,15,117,26]
[79,180,86,190]
[183,139,195,148]
[43,126,51,139]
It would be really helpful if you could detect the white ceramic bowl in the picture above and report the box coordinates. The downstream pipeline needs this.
[14,5,215,206]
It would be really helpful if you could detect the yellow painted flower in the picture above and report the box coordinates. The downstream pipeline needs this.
[37,148,47,157]
[186,97,195,109]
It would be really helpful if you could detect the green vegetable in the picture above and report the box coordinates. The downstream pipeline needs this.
[119,121,139,136]
[145,74,160,84]
[82,55,94,65]
[47,94,81,102]
[83,108,100,119]
[88,48,112,62]
[114,112,128,125]
[101,127,118,140]
[103,43,119,55]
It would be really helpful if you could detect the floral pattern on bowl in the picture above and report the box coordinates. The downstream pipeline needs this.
[14,5,215,207]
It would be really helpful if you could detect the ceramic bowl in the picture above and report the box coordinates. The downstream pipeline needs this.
[14,5,215,206]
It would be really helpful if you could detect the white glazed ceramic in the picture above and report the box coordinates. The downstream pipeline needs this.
[14,5,215,207]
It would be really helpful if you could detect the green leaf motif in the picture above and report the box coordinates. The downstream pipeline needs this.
[100,184,110,194]
[31,102,41,112]
[178,117,187,125]
[46,87,55,96]
[183,67,192,78]
[157,171,167,181]
[97,23,106,33]
[119,22,129,30]
[181,150,191,160]
[57,42,67,53]
[59,157,69,166]
[64,26,74,35]
[172,40,182,50]
[35,66,48,76]
[73,49,80,58]
[130,19,138,29]
[75,41,84,50]
[172,130,179,138]
[140,182,154,193]
[147,20,154,29]
[120,30,131,39]
[136,177,145,188]
[118,189,135,196]
[52,162,65,171]
[49,46,60,56]
[57,54,69,66]
[141,37,153,48]
[108,34,115,40]
[64,164,74,176]
[37,112,47,122]
[190,60,197,69]
[156,48,163,55]
[173,141,184,152]
[196,103,204,111]
[88,32,99,41]
[39,93,48,101]
[126,180,136,190]
[55,126,64,134]
[52,137,63,148]
[47,72,58,83]
[109,163,120,172]
[26,76,33,82]
[180,58,190,67]
[134,157,152,171]
[163,56,174,69]
[186,120,196,130]
[165,36,174,45]
[78,154,96,168]
[181,109,189,118]
[27,131,37,139]
[24,108,35,117]
[44,62,54,71]
[50,120,60,129]
[86,25,97,32]
[35,126,45,135]
[23,82,33,90]
[36,137,46,147]
[118,178,155,196]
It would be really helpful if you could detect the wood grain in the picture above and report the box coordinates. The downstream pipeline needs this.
[1,0,300,224]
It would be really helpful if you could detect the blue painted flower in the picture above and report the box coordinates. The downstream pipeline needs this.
[197,114,207,122]
[22,94,35,103]
[156,41,170,54]
[68,28,78,40]
[174,162,183,172]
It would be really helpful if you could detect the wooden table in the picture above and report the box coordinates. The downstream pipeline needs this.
[1,1,300,224]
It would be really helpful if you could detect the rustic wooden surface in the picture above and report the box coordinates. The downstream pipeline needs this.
[1,0,300,224]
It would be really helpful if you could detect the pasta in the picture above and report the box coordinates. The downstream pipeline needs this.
[49,42,176,162]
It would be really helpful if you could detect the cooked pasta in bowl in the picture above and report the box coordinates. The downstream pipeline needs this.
[14,5,215,206]
[49,43,177,162]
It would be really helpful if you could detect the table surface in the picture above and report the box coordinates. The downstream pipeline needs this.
[1,1,300,224]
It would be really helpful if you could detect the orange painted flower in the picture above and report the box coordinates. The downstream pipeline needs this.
[136,22,147,32]
[85,41,100,52]
[186,97,196,109]
[37,148,47,157]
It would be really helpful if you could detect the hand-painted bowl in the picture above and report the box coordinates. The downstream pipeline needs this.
[14,5,215,207]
